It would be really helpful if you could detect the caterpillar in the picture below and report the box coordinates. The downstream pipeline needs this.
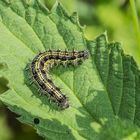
[29,49,89,109]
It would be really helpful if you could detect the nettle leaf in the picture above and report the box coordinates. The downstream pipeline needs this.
[0,0,140,140]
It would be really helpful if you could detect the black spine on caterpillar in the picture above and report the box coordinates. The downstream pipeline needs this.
[30,50,89,109]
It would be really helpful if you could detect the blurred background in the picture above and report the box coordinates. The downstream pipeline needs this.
[0,0,140,140]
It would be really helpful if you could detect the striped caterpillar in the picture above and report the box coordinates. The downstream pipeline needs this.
[28,49,89,109]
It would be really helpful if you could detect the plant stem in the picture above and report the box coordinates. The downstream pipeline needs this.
[129,0,140,51]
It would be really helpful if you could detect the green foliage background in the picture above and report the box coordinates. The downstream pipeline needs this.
[0,0,140,140]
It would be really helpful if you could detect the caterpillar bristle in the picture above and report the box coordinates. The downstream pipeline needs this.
[28,49,89,110]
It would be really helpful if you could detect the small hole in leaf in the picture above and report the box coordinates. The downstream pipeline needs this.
[34,118,40,125]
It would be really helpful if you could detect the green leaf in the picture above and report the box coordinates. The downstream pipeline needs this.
[96,118,140,140]
[0,0,140,140]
